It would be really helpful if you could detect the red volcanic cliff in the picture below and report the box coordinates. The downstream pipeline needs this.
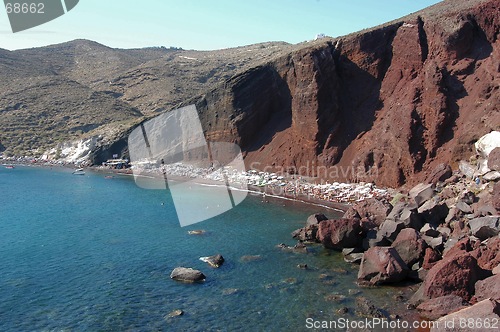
[195,0,499,188]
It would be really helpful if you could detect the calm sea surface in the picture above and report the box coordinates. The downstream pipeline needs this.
[0,166,407,331]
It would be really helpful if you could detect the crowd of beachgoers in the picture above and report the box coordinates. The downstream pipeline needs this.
[131,162,391,204]
[1,155,391,204]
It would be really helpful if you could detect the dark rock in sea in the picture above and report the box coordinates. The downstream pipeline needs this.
[417,295,468,320]
[200,254,225,268]
[170,267,206,283]
[187,230,206,235]
[316,218,364,250]
[428,163,452,184]
[432,299,500,332]
[468,216,500,240]
[291,224,318,242]
[417,253,489,302]
[165,309,184,318]
[488,147,500,171]
[355,297,388,319]
[357,247,409,286]
[391,228,427,267]
[276,242,308,253]
[409,183,435,207]
[306,213,328,226]
[473,274,500,302]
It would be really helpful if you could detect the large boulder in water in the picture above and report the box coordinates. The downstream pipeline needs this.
[291,224,318,242]
[316,218,363,250]
[357,247,409,285]
[200,254,225,268]
[170,267,206,282]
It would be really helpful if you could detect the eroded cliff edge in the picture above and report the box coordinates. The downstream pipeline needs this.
[193,0,499,188]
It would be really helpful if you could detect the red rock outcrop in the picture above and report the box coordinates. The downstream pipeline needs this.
[195,0,499,188]
[420,253,488,301]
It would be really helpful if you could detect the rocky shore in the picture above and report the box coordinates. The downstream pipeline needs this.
[291,132,500,326]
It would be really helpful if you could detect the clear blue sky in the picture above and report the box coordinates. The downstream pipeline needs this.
[0,0,442,51]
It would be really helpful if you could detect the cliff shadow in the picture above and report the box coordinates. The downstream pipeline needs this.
[231,66,292,153]
[326,25,399,163]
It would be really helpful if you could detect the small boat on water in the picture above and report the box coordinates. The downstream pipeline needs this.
[72,168,85,175]
[5,165,15,169]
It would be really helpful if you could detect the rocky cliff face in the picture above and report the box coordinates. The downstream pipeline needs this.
[1,0,497,189]
[194,0,499,188]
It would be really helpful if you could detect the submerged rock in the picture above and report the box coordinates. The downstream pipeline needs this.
[291,224,318,242]
[240,255,262,262]
[187,230,206,235]
[165,309,184,318]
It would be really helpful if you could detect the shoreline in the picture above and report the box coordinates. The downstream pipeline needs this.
[3,160,349,213]
[90,165,349,213]
[1,155,392,212]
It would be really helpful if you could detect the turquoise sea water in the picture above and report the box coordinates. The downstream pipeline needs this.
[0,166,407,331]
